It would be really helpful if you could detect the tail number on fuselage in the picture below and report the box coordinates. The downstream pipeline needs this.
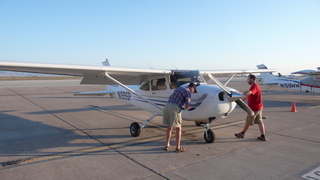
[117,91,131,101]
[280,83,300,88]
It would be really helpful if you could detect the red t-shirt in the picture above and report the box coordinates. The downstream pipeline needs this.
[248,83,263,111]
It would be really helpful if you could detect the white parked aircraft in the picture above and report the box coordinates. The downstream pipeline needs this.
[0,60,275,143]
[257,64,320,94]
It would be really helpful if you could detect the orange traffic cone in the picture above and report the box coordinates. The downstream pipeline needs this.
[290,102,297,112]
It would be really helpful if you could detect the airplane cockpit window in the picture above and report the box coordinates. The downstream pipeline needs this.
[170,70,204,87]
[151,78,167,91]
[140,78,168,91]
[140,80,150,91]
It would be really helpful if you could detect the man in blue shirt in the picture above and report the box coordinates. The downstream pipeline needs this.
[163,82,197,152]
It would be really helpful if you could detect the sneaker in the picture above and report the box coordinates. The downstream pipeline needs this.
[235,132,245,138]
[257,136,266,141]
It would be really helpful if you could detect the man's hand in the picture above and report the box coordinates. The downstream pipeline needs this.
[185,104,190,110]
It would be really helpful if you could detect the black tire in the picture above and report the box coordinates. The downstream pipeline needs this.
[195,121,202,126]
[204,129,215,143]
[130,122,141,137]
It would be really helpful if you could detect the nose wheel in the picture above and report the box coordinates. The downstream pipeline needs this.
[203,123,215,143]
[204,129,215,143]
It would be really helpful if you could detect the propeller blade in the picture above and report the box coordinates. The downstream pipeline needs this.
[235,99,254,116]
[208,73,254,116]
[228,91,245,102]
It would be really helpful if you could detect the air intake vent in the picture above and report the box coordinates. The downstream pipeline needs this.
[218,92,224,101]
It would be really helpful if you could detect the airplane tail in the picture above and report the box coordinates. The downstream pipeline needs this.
[102,58,110,66]
[102,58,114,90]
[256,64,280,84]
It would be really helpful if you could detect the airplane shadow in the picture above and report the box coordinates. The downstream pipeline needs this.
[27,105,142,115]
[0,112,137,158]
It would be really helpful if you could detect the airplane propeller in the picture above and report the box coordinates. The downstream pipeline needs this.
[208,74,254,116]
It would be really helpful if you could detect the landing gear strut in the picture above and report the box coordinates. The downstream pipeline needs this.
[195,121,204,126]
[129,113,158,137]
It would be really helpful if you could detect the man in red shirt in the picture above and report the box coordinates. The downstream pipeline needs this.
[235,74,266,141]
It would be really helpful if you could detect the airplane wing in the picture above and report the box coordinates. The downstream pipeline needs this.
[0,61,277,85]
[200,69,276,81]
[0,61,171,85]
[291,70,316,75]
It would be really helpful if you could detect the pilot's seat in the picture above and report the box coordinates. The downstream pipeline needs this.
[154,79,167,90]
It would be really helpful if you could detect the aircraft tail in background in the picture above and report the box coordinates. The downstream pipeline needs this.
[256,64,282,85]
[256,64,320,93]
[102,58,110,66]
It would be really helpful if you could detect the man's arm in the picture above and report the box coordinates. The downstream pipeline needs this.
[184,91,192,110]
[241,90,252,101]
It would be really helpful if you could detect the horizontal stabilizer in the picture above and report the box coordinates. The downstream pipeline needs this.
[262,82,279,85]
[74,91,115,96]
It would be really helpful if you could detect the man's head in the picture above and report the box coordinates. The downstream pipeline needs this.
[247,74,256,85]
[188,82,198,93]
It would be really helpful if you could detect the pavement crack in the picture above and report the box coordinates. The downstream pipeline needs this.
[1,158,32,167]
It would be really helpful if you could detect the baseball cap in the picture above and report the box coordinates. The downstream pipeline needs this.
[188,82,198,93]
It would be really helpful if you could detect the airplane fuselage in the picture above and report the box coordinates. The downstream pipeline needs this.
[110,83,237,122]
[265,79,320,94]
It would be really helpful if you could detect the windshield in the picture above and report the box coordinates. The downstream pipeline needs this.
[171,70,205,87]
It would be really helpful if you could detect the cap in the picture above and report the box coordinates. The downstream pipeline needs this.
[188,82,198,93]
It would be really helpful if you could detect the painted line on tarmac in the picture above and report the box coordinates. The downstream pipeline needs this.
[308,105,320,109]
[0,120,244,169]
[137,139,265,180]
[88,105,168,132]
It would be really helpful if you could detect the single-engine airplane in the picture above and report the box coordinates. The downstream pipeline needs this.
[0,60,275,143]
[257,64,320,94]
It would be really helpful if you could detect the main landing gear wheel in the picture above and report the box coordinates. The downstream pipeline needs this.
[130,122,141,137]
[195,121,204,126]
[195,121,201,126]
[204,129,215,143]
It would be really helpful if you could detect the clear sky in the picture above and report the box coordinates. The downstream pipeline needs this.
[1,0,319,75]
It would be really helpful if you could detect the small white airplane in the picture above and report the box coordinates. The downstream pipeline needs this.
[277,73,298,79]
[257,64,320,94]
[0,60,275,143]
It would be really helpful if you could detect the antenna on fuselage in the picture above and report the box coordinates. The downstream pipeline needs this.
[170,63,178,70]
[146,63,153,69]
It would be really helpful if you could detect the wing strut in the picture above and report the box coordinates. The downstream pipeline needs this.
[104,72,163,112]
[224,74,236,86]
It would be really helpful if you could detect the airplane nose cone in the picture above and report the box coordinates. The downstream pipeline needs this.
[227,91,245,102]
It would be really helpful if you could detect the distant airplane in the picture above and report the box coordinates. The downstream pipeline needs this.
[0,60,275,143]
[291,67,320,76]
[277,72,298,79]
[257,64,320,94]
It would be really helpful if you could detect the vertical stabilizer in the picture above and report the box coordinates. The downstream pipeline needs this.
[102,58,110,66]
[102,58,112,90]
[256,64,280,84]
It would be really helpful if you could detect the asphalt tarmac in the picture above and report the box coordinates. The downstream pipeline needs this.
[0,79,319,180]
